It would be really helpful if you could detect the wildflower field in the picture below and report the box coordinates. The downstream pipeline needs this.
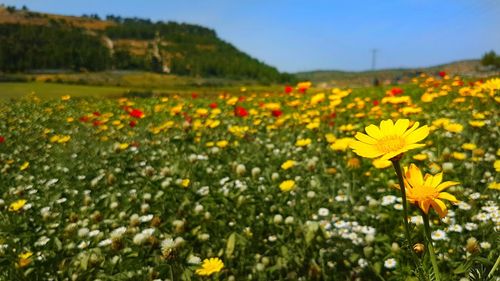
[0,74,499,281]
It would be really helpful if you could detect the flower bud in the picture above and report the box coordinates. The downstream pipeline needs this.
[413,243,425,254]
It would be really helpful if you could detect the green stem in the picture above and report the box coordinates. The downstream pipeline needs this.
[391,158,424,275]
[487,255,500,278]
[348,171,355,205]
[391,159,414,250]
[422,212,441,281]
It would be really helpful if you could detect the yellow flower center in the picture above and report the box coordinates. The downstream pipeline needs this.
[376,135,406,153]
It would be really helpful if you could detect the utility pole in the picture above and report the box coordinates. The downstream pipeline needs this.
[371,48,378,70]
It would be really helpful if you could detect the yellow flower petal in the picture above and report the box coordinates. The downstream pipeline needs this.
[430,199,447,218]
[437,192,458,203]
[354,132,378,144]
[404,125,429,144]
[365,124,383,139]
[393,119,410,135]
[430,173,443,188]
[436,181,459,192]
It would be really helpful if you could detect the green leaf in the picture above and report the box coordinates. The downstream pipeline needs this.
[454,260,473,274]
[54,237,62,251]
[225,232,236,259]
[373,262,382,274]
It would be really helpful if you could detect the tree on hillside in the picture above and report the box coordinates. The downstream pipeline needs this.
[481,50,500,69]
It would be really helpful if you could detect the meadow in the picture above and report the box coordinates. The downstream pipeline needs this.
[0,74,498,281]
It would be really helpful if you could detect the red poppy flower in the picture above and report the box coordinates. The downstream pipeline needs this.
[390,87,403,96]
[129,109,144,119]
[93,120,103,127]
[191,93,199,99]
[238,96,246,102]
[129,120,137,128]
[329,112,337,119]
[79,116,90,122]
[209,102,218,109]
[298,87,307,94]
[234,106,248,117]
[271,110,283,118]
[93,111,101,117]
[258,102,265,108]
[373,100,379,106]
[0,136,5,143]
[284,85,293,94]
[438,71,446,77]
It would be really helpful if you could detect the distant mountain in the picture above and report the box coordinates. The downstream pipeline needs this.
[295,60,487,87]
[0,6,294,82]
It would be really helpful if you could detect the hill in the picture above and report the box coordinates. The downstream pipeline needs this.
[296,60,494,87]
[0,5,294,82]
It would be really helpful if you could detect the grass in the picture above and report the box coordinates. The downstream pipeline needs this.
[0,82,127,100]
[0,72,287,100]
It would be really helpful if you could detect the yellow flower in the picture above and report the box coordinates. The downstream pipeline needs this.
[347,157,360,169]
[488,182,500,190]
[195,257,224,276]
[325,133,336,143]
[61,95,71,101]
[461,143,476,150]
[432,118,450,128]
[372,158,392,169]
[279,180,295,192]
[452,152,467,160]
[9,199,27,212]
[295,138,311,147]
[494,160,500,172]
[207,119,220,129]
[195,108,209,116]
[118,143,129,150]
[181,179,190,188]
[469,120,485,127]
[297,81,312,90]
[339,124,355,132]
[281,160,295,170]
[402,164,459,218]
[412,153,428,161]
[444,123,463,133]
[350,119,429,161]
[20,161,29,171]
[480,77,500,93]
[310,93,325,105]
[58,135,71,143]
[329,138,354,151]
[226,97,239,106]
[18,251,33,268]
[216,140,229,148]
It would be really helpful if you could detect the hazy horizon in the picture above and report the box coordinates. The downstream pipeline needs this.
[2,0,499,73]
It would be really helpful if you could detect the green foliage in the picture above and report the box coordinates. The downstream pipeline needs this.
[0,13,296,82]
[480,50,500,68]
[0,24,111,71]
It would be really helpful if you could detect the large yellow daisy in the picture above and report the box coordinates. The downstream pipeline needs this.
[350,119,429,161]
[401,164,459,218]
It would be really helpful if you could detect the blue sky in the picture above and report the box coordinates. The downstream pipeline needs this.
[2,0,499,72]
